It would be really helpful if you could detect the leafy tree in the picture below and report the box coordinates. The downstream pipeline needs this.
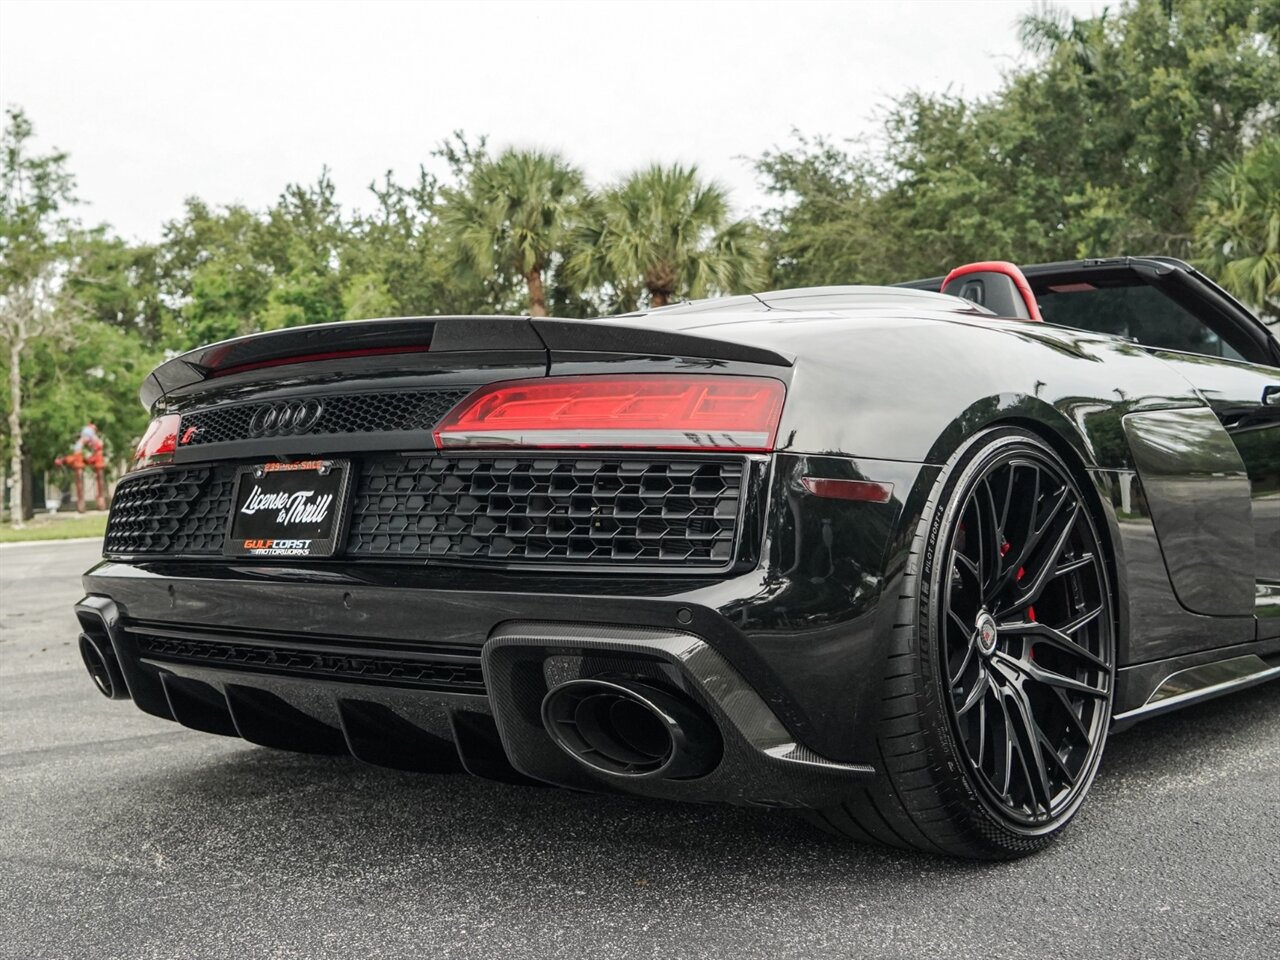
[1003,0,1279,258]
[755,0,1280,283]
[158,198,273,349]
[69,233,167,343]
[15,315,160,469]
[754,133,894,288]
[568,164,764,309]
[257,171,348,330]
[1195,136,1280,323]
[343,162,513,319]
[441,147,586,316]
[0,107,78,526]
[155,173,356,348]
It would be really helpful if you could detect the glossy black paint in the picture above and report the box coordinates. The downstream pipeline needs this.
[1149,352,1280,597]
[1119,408,1255,617]
[85,266,1280,801]
[143,314,793,408]
[1090,469,1254,662]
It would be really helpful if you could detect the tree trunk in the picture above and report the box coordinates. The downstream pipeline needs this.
[645,265,677,309]
[7,324,25,529]
[20,455,33,521]
[525,268,547,317]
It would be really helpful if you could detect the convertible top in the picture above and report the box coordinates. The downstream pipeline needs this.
[633,285,990,317]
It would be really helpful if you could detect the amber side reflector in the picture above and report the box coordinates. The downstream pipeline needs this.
[801,478,894,503]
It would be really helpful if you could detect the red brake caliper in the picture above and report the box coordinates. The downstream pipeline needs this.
[1003,541,1036,655]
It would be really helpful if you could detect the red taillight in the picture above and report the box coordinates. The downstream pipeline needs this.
[434,375,786,451]
[132,414,180,470]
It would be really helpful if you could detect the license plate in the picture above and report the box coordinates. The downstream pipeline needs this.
[225,459,352,558]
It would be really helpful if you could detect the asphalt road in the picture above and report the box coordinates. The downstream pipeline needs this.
[2,540,1277,960]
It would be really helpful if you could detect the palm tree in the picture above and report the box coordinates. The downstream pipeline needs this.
[569,164,764,310]
[1195,137,1280,324]
[1017,5,1110,75]
[442,148,585,316]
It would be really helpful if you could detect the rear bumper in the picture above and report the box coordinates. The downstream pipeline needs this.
[79,452,931,806]
[77,561,877,808]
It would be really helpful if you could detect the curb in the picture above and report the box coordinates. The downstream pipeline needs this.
[0,536,104,550]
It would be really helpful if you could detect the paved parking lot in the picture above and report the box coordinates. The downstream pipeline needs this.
[2,540,1277,959]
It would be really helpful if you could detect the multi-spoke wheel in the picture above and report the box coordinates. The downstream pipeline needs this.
[942,443,1112,828]
[809,428,1116,859]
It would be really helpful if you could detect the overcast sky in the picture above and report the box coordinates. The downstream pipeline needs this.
[1,0,1106,242]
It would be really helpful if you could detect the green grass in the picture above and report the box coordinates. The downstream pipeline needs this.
[0,512,107,543]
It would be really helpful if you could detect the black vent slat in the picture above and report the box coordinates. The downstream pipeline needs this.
[105,455,744,569]
[179,389,472,446]
[347,457,742,567]
[132,633,485,692]
[104,466,236,555]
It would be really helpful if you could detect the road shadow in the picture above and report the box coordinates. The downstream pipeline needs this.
[78,679,1279,893]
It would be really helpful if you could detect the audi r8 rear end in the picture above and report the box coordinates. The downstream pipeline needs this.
[78,278,1280,859]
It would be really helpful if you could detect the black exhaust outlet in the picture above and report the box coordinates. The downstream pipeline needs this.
[541,678,722,779]
[78,632,130,700]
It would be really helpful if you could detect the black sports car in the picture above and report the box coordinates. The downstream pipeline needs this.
[77,256,1279,859]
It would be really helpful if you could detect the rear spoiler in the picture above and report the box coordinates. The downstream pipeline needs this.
[140,315,794,408]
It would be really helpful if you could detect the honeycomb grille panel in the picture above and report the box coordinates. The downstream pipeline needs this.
[132,632,485,692]
[179,389,472,446]
[104,467,236,555]
[104,456,746,568]
[348,456,744,567]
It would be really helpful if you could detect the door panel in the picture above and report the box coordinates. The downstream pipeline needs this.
[1231,424,1280,583]
[1153,353,1280,639]
[1120,407,1255,618]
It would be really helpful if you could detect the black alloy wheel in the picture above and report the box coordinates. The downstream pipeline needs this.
[808,428,1116,859]
[941,443,1113,828]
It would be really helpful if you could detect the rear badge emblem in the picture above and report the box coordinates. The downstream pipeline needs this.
[248,398,324,437]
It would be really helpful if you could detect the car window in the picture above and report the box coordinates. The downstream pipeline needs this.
[1034,280,1246,362]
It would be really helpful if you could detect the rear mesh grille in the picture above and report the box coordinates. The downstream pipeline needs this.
[133,632,485,692]
[104,466,236,555]
[179,389,472,446]
[348,456,743,566]
[105,455,745,568]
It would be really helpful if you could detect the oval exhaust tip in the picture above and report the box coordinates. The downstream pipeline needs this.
[541,678,721,780]
[78,633,129,700]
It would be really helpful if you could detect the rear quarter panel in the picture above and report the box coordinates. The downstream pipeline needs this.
[723,313,1256,663]
[548,311,1258,757]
